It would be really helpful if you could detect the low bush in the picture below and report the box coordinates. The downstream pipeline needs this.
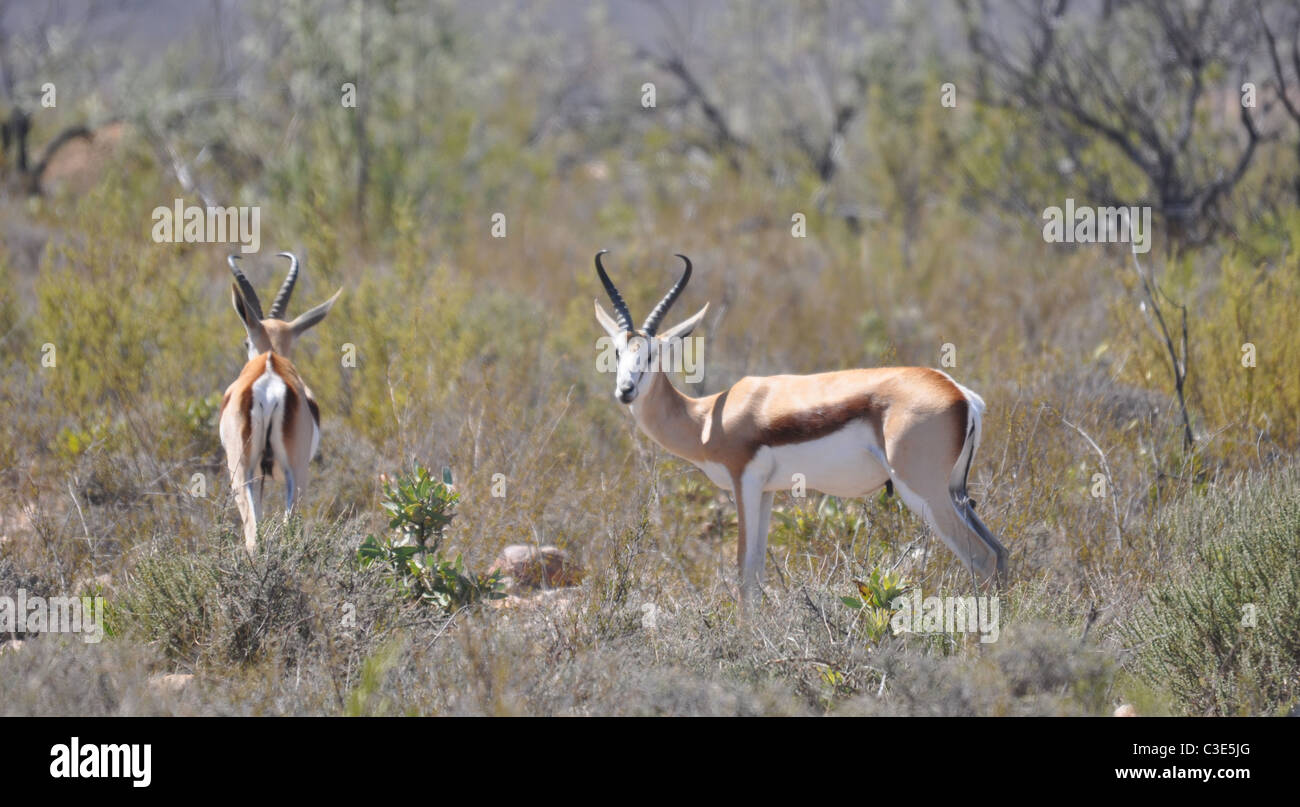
[1122,469,1300,715]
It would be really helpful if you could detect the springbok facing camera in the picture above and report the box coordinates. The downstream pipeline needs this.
[218,252,341,553]
[592,250,1008,606]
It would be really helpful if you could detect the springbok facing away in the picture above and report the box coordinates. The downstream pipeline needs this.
[592,250,1008,606]
[218,253,341,553]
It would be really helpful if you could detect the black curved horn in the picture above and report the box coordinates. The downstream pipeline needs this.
[642,254,692,336]
[227,254,264,321]
[595,249,633,332]
[267,251,299,319]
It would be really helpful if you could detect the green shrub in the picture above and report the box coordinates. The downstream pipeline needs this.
[1122,470,1300,715]
[111,521,386,668]
[109,549,220,661]
[357,465,503,610]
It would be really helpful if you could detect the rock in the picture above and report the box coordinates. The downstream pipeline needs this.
[489,545,582,592]
[148,673,194,694]
[1113,704,1139,717]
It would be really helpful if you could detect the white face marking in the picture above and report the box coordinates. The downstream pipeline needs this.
[613,332,657,404]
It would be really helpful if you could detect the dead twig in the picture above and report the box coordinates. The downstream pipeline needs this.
[1132,253,1194,451]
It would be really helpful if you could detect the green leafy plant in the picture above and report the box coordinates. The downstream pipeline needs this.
[357,465,503,610]
[818,667,853,710]
[841,567,910,642]
[380,464,459,552]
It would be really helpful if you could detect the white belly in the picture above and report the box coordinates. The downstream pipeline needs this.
[757,422,890,497]
[684,422,891,498]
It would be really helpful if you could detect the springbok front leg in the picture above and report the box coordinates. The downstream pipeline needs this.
[733,472,772,607]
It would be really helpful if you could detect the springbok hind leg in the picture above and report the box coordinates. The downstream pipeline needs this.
[239,465,261,554]
[959,499,1008,584]
[914,480,1002,586]
[230,464,253,547]
[886,414,1004,587]
[889,452,1002,587]
[283,464,309,536]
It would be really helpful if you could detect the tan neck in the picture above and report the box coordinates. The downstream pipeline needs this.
[629,371,714,463]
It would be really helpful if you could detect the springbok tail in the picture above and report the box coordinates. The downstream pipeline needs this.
[947,383,984,495]
[244,392,270,498]
[247,354,286,494]
[946,381,1008,575]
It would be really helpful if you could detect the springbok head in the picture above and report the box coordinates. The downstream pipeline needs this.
[593,249,709,404]
[228,252,341,360]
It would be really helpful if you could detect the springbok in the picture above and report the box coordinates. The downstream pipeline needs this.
[219,252,341,552]
[592,250,1008,605]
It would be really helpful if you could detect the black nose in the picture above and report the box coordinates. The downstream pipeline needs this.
[617,385,635,403]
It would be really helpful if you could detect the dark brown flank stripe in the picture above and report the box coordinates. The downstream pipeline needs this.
[761,391,885,448]
[239,384,254,445]
[306,396,320,427]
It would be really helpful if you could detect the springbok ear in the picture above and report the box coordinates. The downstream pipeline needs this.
[657,302,709,342]
[289,288,342,336]
[594,299,623,338]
